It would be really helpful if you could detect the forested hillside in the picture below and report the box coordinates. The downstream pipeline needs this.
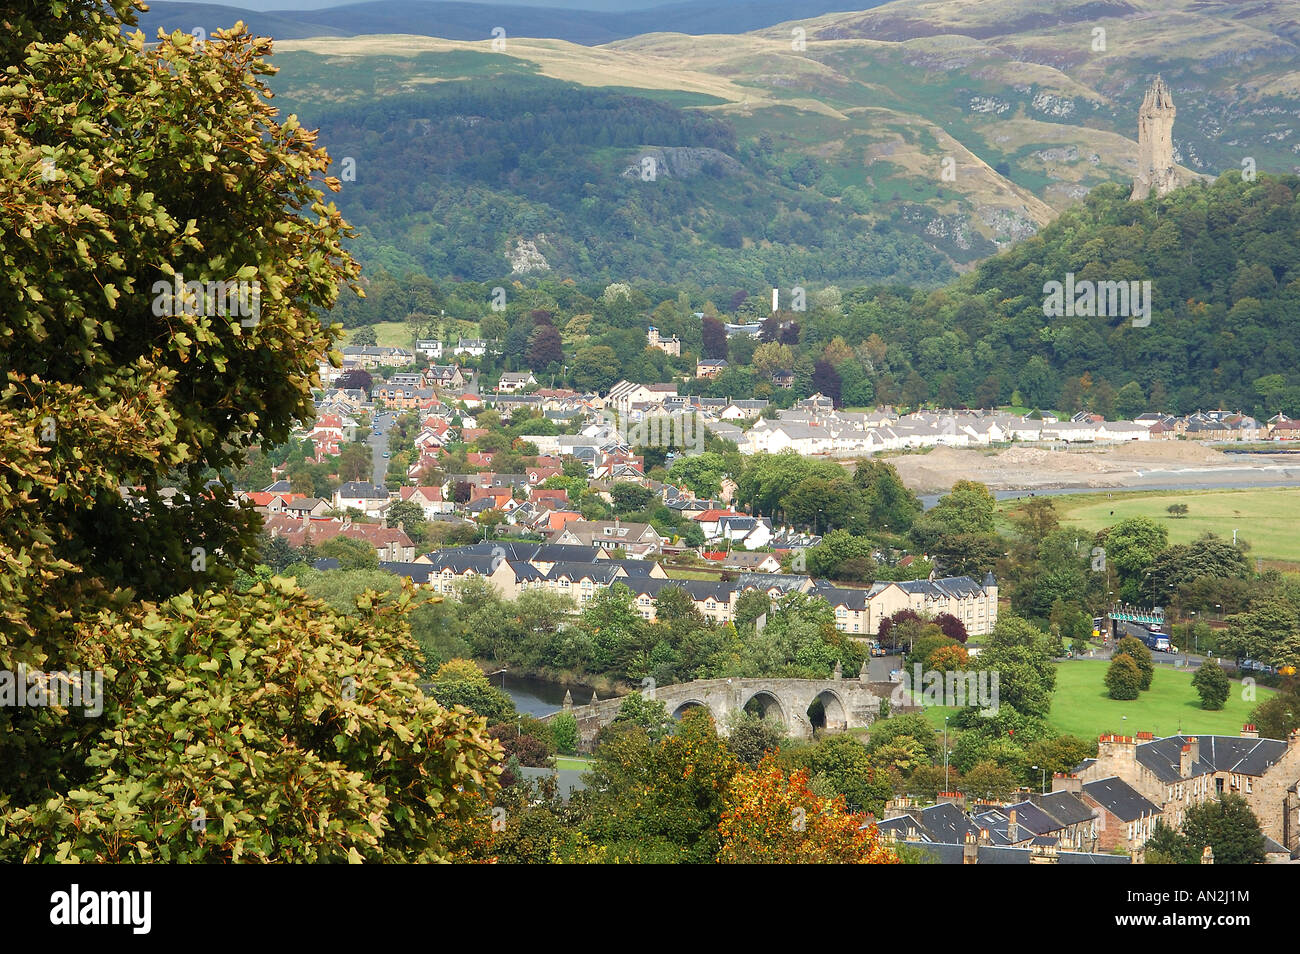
[305,76,954,286]
[334,173,1300,419]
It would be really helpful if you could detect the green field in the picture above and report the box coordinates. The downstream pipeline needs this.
[1032,487,1300,565]
[555,756,591,772]
[915,659,1274,740]
[337,322,417,349]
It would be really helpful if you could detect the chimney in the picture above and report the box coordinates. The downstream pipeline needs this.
[1007,809,1019,843]
[1052,773,1082,794]
[1200,845,1214,865]
[963,831,978,865]
[1029,844,1059,865]
[1241,724,1259,739]
[1097,734,1138,772]
[1179,741,1197,779]
[979,827,990,844]
[937,791,967,811]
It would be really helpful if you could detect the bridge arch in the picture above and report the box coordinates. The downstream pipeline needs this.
[743,690,787,727]
[807,688,848,732]
[670,699,709,720]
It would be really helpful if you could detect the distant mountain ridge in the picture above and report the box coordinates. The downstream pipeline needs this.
[135,0,892,44]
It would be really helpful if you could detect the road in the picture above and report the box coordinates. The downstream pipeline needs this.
[369,410,396,484]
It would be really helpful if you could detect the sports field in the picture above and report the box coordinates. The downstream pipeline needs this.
[1043,487,1300,564]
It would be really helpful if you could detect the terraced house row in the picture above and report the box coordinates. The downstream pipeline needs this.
[398,542,998,633]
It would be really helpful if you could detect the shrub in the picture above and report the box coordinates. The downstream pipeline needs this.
[1192,662,1230,711]
[1105,654,1143,700]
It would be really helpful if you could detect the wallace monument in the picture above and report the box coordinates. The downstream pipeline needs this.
[1130,76,1179,200]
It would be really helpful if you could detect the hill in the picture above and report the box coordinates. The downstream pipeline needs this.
[136,0,892,45]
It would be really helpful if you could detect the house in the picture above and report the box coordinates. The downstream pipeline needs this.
[551,519,665,557]
[454,338,496,358]
[497,371,537,393]
[399,485,454,518]
[415,339,444,360]
[1077,728,1300,850]
[282,496,331,519]
[334,481,391,514]
[1077,775,1163,853]
[716,514,773,549]
[647,326,680,356]
[340,346,414,369]
[719,399,769,421]
[425,365,466,390]
[696,358,728,378]
[701,550,782,573]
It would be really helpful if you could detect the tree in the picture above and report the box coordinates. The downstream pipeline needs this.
[811,359,843,407]
[1105,654,1142,700]
[1143,820,1197,864]
[385,499,430,548]
[550,711,579,756]
[716,755,899,864]
[1112,382,1144,421]
[1192,662,1230,710]
[571,344,621,393]
[334,369,373,393]
[1181,794,1266,865]
[526,322,564,370]
[337,442,371,482]
[611,693,673,742]
[1099,516,1168,602]
[430,659,516,724]
[961,761,1018,801]
[1167,503,1189,518]
[351,326,377,347]
[701,316,727,359]
[0,581,501,862]
[724,710,786,767]
[1115,635,1154,690]
[1249,692,1300,740]
[317,535,379,570]
[752,341,794,377]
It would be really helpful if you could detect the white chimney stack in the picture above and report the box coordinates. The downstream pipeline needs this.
[771,288,779,313]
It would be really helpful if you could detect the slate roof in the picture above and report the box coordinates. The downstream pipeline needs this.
[1137,734,1290,782]
[1083,777,1161,822]
[379,561,437,585]
[818,586,872,611]
[905,844,1129,865]
[895,575,987,599]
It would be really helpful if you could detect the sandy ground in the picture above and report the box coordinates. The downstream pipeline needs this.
[887,443,1300,494]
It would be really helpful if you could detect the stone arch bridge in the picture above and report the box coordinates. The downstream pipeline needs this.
[546,676,912,751]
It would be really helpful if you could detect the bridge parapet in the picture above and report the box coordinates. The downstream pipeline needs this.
[544,676,917,751]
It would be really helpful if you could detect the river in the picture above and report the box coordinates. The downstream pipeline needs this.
[503,673,596,718]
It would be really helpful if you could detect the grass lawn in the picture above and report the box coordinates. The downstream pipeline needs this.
[555,756,591,772]
[1042,487,1300,564]
[337,321,418,349]
[665,567,726,581]
[910,659,1273,740]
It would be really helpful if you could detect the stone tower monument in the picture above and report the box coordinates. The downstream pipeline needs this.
[1130,76,1178,200]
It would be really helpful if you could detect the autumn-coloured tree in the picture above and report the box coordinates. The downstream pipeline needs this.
[716,755,899,864]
